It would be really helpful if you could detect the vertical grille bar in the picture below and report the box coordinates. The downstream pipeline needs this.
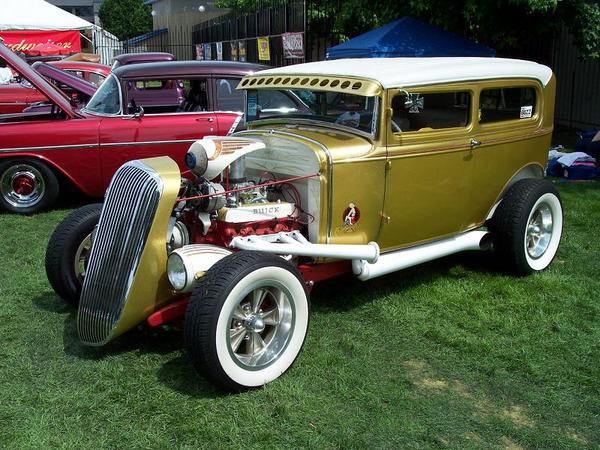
[78,161,163,345]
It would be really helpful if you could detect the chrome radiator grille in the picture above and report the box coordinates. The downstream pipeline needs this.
[78,161,163,345]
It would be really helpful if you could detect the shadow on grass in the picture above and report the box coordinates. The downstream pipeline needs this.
[156,355,222,399]
[61,313,184,361]
[32,291,73,314]
[310,250,503,314]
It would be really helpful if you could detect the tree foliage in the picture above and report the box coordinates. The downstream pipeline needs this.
[98,0,153,41]
[216,0,600,58]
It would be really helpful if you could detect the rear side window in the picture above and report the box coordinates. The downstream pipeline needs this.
[391,91,471,132]
[216,78,244,112]
[479,87,536,123]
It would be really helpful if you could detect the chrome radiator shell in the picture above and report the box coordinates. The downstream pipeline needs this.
[77,157,181,345]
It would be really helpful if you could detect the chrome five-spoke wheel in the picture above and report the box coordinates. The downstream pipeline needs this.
[491,179,563,275]
[45,203,102,306]
[74,233,93,283]
[185,251,309,391]
[525,202,553,259]
[228,284,293,369]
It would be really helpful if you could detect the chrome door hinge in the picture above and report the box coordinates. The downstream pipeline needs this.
[380,212,391,224]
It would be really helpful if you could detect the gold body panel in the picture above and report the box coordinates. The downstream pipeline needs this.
[109,157,181,340]
[245,76,556,252]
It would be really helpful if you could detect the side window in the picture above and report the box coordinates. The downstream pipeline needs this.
[66,70,84,79]
[216,78,245,112]
[125,78,191,114]
[88,73,106,87]
[479,87,536,123]
[391,91,471,132]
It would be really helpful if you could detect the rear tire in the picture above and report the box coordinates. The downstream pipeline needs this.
[45,203,102,306]
[0,158,59,214]
[184,251,309,391]
[489,179,563,275]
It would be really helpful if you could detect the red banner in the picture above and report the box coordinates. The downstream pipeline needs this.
[0,30,80,55]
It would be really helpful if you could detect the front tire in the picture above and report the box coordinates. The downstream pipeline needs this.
[0,158,59,214]
[489,179,563,275]
[185,251,309,391]
[45,203,102,306]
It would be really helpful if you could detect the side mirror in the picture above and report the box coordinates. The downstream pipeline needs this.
[125,100,144,119]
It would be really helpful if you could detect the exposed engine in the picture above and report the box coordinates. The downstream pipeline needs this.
[167,136,317,251]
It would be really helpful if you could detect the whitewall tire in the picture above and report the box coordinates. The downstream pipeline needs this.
[184,251,309,391]
[489,179,563,275]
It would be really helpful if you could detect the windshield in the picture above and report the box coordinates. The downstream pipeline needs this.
[246,89,379,136]
[84,74,121,115]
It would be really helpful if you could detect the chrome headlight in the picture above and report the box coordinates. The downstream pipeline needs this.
[167,252,187,291]
[166,245,232,293]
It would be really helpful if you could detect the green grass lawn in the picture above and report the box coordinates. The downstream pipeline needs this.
[0,181,598,449]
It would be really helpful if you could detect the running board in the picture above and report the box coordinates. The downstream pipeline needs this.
[352,230,491,281]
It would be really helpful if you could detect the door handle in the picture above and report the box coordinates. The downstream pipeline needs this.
[470,138,481,148]
[196,117,214,122]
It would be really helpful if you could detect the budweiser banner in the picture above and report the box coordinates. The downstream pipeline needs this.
[282,32,304,59]
[0,30,81,55]
[230,41,238,61]
[216,42,223,60]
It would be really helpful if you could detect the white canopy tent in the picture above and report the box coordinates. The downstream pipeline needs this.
[0,0,120,64]
[0,0,94,30]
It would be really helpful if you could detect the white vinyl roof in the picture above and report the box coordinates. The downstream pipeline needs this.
[0,0,94,31]
[258,57,553,88]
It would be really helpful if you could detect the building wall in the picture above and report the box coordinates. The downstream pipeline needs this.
[148,0,227,30]
[47,0,105,25]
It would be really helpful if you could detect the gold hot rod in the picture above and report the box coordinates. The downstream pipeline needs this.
[46,57,562,390]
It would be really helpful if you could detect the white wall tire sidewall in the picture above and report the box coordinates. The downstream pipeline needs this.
[524,192,562,271]
[215,266,308,387]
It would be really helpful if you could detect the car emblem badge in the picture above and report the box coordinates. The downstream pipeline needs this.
[339,203,360,232]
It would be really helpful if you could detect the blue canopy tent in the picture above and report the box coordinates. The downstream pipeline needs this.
[326,17,495,59]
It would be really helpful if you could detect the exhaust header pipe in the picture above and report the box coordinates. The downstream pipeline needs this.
[230,231,380,263]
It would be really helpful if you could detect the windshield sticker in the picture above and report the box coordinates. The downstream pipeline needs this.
[247,91,258,118]
[520,106,533,119]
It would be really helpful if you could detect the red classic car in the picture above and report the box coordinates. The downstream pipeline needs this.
[0,61,110,115]
[111,52,175,70]
[0,43,266,214]
[50,60,111,86]
[0,55,169,115]
[0,80,47,114]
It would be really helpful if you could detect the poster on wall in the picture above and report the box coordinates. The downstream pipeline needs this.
[203,43,212,60]
[230,41,238,61]
[282,32,304,59]
[257,37,270,61]
[0,30,81,55]
[216,41,223,60]
[195,44,203,60]
[238,40,246,62]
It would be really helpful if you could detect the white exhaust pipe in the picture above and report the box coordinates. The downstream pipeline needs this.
[230,231,380,263]
[352,230,491,281]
